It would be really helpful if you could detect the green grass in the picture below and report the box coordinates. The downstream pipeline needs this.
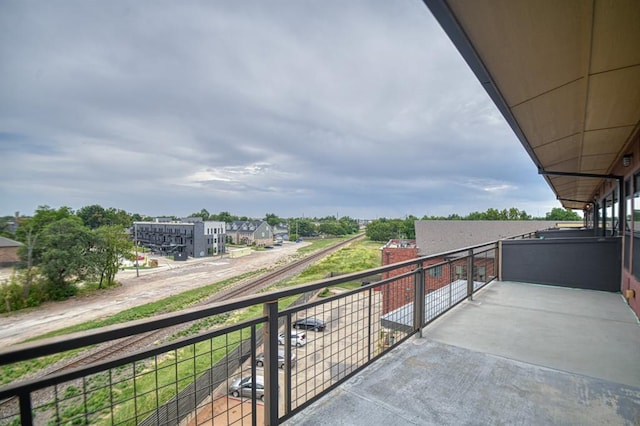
[289,238,380,285]
[296,237,347,255]
[0,270,265,386]
[30,270,266,341]
[5,236,381,423]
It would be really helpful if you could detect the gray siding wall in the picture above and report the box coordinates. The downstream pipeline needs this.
[192,221,206,257]
[501,237,621,292]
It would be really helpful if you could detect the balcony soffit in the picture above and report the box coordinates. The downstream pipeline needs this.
[428,0,640,210]
[532,134,581,167]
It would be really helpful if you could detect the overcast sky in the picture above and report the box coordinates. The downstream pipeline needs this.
[0,1,561,220]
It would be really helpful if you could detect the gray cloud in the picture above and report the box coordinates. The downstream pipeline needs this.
[0,1,560,219]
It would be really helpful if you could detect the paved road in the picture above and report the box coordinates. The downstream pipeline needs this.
[0,243,306,346]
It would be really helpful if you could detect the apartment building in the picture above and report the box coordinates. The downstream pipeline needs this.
[133,217,225,259]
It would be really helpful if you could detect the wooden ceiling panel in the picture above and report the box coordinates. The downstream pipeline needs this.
[581,153,617,172]
[548,174,600,204]
[425,0,640,210]
[533,134,581,166]
[448,0,587,106]
[582,127,633,157]
[511,80,585,148]
[549,176,577,190]
[544,153,580,173]
[590,0,640,73]
[586,66,640,130]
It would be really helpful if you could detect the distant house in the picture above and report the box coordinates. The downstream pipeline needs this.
[0,236,22,267]
[380,221,552,314]
[272,223,290,243]
[226,221,274,247]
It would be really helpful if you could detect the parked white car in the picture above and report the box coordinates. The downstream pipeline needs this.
[278,330,306,347]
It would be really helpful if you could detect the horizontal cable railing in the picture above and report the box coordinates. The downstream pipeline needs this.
[0,234,536,425]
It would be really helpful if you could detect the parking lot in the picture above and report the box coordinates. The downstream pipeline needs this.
[190,288,383,423]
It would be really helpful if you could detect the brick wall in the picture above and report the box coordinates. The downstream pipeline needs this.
[381,249,495,314]
[0,247,20,266]
[380,245,419,314]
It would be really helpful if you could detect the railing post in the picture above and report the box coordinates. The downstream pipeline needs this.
[367,288,373,360]
[467,249,474,301]
[263,301,279,426]
[414,265,425,337]
[497,240,503,281]
[19,391,33,426]
[448,259,453,307]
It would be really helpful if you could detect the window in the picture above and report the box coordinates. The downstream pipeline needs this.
[612,188,619,235]
[634,174,640,235]
[605,192,614,235]
[598,203,605,234]
[455,265,466,280]
[428,265,442,277]
[474,266,486,281]
[626,179,632,232]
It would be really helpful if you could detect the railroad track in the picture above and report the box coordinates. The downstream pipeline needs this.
[14,234,366,375]
[0,235,365,415]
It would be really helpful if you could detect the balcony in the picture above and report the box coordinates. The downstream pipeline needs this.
[284,280,640,425]
[0,233,638,425]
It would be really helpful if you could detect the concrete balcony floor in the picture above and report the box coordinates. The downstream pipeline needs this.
[284,281,640,425]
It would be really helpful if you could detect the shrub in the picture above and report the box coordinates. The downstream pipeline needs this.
[0,271,48,313]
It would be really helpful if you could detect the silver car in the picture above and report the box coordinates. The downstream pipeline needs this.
[229,376,265,401]
[256,350,297,369]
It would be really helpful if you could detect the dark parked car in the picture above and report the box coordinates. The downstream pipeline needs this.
[292,317,326,331]
[255,350,297,369]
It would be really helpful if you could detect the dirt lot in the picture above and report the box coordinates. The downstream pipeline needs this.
[0,242,308,347]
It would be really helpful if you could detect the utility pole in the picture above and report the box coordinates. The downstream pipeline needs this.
[135,222,139,278]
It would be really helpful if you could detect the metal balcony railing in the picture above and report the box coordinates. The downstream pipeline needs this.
[0,235,539,426]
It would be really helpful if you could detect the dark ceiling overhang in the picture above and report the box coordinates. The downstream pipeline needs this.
[423,0,640,211]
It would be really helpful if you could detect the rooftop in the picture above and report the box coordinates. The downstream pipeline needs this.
[284,280,640,425]
[0,236,22,248]
[414,220,552,256]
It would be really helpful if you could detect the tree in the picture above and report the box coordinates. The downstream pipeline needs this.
[77,204,108,229]
[15,205,74,243]
[401,215,418,239]
[189,208,211,221]
[318,221,343,236]
[0,220,11,238]
[93,225,134,289]
[105,207,132,227]
[365,218,397,242]
[39,218,95,300]
[211,211,238,223]
[265,213,281,227]
[294,219,317,237]
[338,216,360,234]
[20,228,38,299]
[16,205,75,267]
[545,207,581,221]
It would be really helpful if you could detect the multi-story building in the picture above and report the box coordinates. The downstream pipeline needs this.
[133,217,225,258]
